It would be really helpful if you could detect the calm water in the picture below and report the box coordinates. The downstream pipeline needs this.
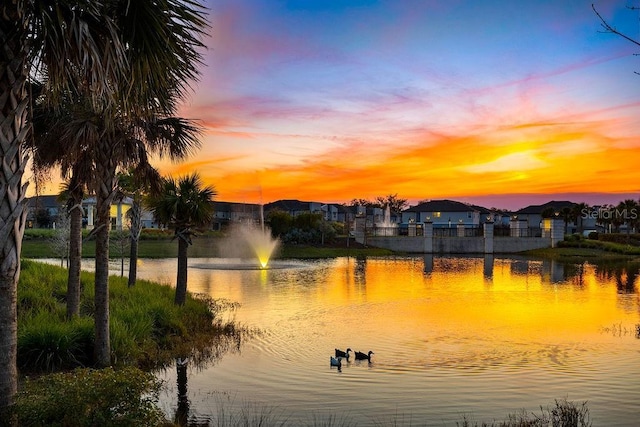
[45,256,640,425]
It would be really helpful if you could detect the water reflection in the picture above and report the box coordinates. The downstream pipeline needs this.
[423,254,433,275]
[483,254,493,281]
[32,256,640,425]
[174,358,189,426]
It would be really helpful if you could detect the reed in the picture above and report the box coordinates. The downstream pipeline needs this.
[456,398,591,427]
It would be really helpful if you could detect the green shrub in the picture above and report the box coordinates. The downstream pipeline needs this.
[18,313,93,372]
[597,232,640,246]
[23,229,57,239]
[12,367,165,427]
[564,233,582,242]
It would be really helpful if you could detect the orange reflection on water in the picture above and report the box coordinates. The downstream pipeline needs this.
[307,257,638,351]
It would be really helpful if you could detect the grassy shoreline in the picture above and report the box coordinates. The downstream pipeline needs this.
[21,232,394,259]
[10,260,243,425]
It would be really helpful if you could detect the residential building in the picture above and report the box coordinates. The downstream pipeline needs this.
[513,200,577,233]
[401,199,490,227]
[26,195,62,228]
[211,201,262,230]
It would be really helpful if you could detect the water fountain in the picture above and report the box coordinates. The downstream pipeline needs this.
[192,204,297,270]
[236,222,280,269]
[375,205,397,236]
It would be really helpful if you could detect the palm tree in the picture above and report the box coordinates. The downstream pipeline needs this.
[28,0,208,367]
[57,178,88,319]
[559,206,573,234]
[571,202,589,234]
[31,91,203,366]
[0,2,123,408]
[617,199,639,236]
[87,0,207,367]
[147,173,215,305]
[117,166,162,287]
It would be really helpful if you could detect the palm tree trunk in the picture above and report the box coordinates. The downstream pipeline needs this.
[128,200,142,287]
[175,234,189,305]
[93,143,117,367]
[0,4,29,410]
[66,178,85,318]
[67,200,83,318]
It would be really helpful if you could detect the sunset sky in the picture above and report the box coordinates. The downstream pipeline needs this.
[35,1,640,210]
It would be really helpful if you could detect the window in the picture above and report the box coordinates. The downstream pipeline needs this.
[433,212,441,218]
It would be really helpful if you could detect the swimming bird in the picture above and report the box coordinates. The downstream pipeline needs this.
[335,348,352,359]
[330,356,342,369]
[354,350,374,361]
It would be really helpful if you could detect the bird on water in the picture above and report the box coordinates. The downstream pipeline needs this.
[354,350,374,362]
[330,356,342,370]
[335,348,352,359]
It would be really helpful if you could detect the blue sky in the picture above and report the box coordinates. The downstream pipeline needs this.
[158,0,640,209]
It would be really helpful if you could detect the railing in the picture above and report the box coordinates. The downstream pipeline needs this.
[365,225,543,238]
[371,226,402,236]
[508,227,542,238]
[432,226,482,237]
[397,225,424,236]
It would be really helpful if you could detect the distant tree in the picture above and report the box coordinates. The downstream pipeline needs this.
[541,207,556,219]
[349,198,373,207]
[118,166,162,287]
[617,199,639,235]
[147,173,215,305]
[266,210,293,237]
[559,206,574,234]
[375,194,408,213]
[317,220,337,245]
[596,204,614,233]
[35,209,52,228]
[571,202,589,233]
[293,212,323,231]
[49,207,71,268]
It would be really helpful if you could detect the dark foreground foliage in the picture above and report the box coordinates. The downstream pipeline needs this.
[6,367,164,427]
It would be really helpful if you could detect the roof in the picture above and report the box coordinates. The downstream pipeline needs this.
[211,201,260,212]
[26,195,61,209]
[515,200,576,215]
[335,204,357,214]
[405,199,490,213]
[264,199,317,212]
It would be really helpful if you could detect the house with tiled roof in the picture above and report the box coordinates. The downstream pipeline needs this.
[401,199,490,227]
[514,200,577,232]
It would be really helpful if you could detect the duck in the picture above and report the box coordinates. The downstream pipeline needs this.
[335,348,352,359]
[354,350,374,361]
[330,356,342,369]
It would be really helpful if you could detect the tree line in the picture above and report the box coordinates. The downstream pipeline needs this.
[541,200,640,234]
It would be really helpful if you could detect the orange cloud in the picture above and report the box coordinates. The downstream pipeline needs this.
[156,113,640,207]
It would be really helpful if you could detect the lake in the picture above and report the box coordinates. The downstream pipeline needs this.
[45,255,640,425]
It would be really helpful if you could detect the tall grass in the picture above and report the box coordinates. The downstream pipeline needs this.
[456,398,591,427]
[18,260,242,372]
